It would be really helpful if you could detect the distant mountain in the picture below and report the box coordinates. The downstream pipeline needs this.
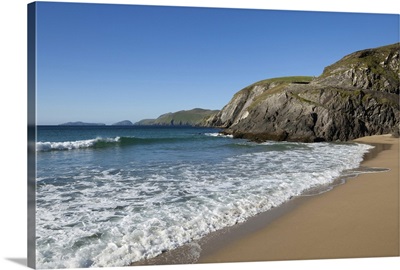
[59,121,106,126]
[135,108,219,126]
[112,120,134,126]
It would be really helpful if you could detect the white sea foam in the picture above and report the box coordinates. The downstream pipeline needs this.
[204,132,233,138]
[35,141,374,268]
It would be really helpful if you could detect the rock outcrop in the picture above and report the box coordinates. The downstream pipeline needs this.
[313,43,399,94]
[207,43,399,142]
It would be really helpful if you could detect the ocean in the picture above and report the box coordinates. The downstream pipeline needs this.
[35,125,373,268]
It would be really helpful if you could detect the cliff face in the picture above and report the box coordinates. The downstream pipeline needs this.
[313,43,399,94]
[207,43,399,142]
[206,77,313,128]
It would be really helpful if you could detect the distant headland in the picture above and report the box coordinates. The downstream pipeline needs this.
[135,108,219,126]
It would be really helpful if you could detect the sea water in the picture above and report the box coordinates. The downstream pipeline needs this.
[35,125,373,268]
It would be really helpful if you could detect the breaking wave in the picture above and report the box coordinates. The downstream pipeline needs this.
[36,136,197,151]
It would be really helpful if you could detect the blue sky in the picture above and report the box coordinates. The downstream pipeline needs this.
[35,2,399,125]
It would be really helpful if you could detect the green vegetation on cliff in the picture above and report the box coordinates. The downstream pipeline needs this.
[315,43,399,94]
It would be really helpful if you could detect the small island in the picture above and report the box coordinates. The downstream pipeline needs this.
[59,121,106,126]
[112,120,134,126]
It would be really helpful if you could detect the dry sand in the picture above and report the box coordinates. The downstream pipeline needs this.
[199,134,399,263]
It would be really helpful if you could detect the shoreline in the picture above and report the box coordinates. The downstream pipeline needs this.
[134,134,399,266]
[199,134,399,263]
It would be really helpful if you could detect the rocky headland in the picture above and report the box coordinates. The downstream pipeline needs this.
[206,43,399,142]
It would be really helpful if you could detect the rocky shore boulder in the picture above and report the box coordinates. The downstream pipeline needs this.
[207,43,399,142]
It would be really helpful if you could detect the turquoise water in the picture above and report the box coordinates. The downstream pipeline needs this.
[36,125,373,268]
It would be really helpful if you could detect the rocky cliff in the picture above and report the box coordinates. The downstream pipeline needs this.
[206,43,399,142]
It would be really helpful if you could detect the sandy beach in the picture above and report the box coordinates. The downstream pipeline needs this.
[198,134,399,263]
[135,134,399,266]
